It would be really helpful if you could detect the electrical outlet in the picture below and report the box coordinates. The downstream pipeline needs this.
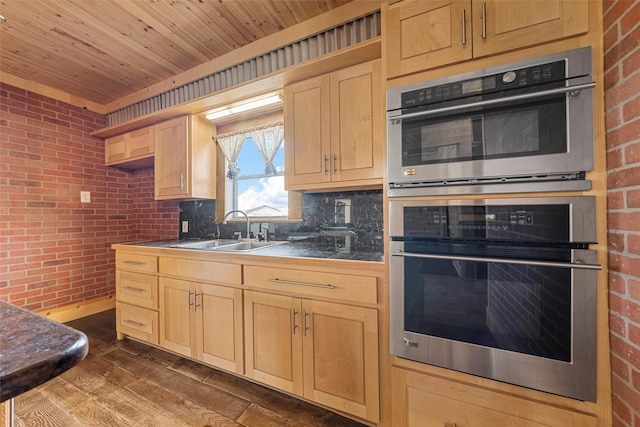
[182,221,189,233]
[80,191,91,203]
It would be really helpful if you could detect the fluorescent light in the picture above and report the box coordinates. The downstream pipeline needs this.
[205,109,231,120]
[205,95,281,121]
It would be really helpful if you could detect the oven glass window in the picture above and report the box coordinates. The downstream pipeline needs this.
[401,95,567,167]
[403,250,572,362]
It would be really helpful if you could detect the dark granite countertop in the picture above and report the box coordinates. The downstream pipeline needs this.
[125,239,385,262]
[0,301,88,402]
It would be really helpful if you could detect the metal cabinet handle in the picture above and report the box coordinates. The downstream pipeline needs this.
[188,290,194,308]
[389,83,595,122]
[122,260,144,265]
[180,173,185,189]
[122,286,144,293]
[194,292,201,311]
[268,278,336,289]
[303,311,310,337]
[333,154,337,174]
[481,2,487,39]
[461,9,466,45]
[292,309,299,335]
[392,250,602,270]
[122,319,145,328]
[323,155,329,175]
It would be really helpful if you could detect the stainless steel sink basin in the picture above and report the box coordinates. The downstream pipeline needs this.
[211,241,287,252]
[169,240,286,252]
[168,239,238,249]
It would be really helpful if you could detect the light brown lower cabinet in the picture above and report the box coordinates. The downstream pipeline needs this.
[244,290,379,423]
[391,367,598,427]
[158,277,244,375]
[115,250,381,424]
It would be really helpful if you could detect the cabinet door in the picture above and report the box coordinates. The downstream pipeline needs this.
[330,60,383,183]
[198,284,244,375]
[155,116,189,199]
[105,134,127,165]
[127,126,154,159]
[302,300,379,423]
[284,74,331,189]
[159,277,195,357]
[386,0,472,78]
[244,291,303,395]
[472,0,589,58]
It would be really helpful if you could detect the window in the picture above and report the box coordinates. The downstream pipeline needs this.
[226,137,288,218]
[216,123,289,220]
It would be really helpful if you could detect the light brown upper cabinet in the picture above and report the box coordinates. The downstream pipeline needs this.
[386,0,589,78]
[154,115,217,200]
[105,125,154,168]
[284,60,383,191]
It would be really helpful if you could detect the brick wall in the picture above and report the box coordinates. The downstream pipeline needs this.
[604,0,640,425]
[0,83,180,312]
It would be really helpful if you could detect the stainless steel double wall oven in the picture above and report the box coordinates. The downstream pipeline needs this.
[386,48,600,402]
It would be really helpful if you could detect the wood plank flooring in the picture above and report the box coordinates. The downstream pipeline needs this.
[11,309,367,427]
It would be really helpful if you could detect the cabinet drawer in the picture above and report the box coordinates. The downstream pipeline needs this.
[116,302,159,345]
[244,266,377,305]
[392,368,597,427]
[116,271,158,309]
[116,253,157,273]
[159,257,242,285]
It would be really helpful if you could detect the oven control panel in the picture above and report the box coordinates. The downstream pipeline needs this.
[400,60,566,109]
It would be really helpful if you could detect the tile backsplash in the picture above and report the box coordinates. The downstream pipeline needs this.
[179,190,383,253]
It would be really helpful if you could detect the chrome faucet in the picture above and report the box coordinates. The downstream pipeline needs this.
[222,210,250,239]
[260,225,269,242]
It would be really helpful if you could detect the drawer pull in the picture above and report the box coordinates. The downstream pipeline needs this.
[122,286,144,293]
[122,319,145,328]
[268,278,336,289]
[122,260,145,265]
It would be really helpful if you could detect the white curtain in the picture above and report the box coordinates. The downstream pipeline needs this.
[217,133,247,179]
[251,123,284,176]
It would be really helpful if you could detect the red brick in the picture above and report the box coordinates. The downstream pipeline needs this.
[609,231,626,252]
[608,167,640,190]
[605,26,640,72]
[605,0,633,32]
[611,312,629,337]
[631,279,640,302]
[605,72,640,112]
[630,235,640,256]
[607,106,623,130]
[622,47,640,78]
[612,352,631,382]
[623,97,640,123]
[621,1,640,35]
[628,189,640,208]
[610,253,640,279]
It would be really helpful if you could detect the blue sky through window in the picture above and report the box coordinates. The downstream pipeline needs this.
[233,137,287,217]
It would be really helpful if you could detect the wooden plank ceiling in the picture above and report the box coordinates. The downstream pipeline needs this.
[0,0,353,105]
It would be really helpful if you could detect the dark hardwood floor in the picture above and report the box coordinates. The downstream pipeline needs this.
[13,309,367,427]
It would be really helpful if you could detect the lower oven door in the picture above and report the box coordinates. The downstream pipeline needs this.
[389,241,599,402]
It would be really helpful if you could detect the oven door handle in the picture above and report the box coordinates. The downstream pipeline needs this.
[388,82,596,122]
[391,250,601,270]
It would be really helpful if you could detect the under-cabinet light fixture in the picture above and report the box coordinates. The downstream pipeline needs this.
[205,95,282,121]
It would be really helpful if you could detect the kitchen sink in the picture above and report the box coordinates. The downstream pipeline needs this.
[169,240,286,252]
[168,239,238,249]
[211,241,287,252]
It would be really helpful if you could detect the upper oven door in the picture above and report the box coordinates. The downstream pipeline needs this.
[387,47,594,194]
